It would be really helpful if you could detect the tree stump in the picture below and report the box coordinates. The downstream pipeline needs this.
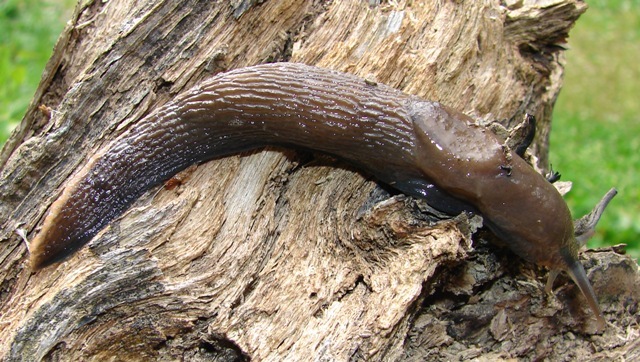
[1,0,638,360]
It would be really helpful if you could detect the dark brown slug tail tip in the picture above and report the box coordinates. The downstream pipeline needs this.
[29,239,58,271]
[28,227,90,271]
[30,248,58,271]
[566,260,606,331]
[31,238,98,271]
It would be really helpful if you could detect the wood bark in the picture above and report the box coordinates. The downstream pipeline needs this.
[1,0,638,360]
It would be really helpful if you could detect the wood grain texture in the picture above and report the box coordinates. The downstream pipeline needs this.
[1,0,639,360]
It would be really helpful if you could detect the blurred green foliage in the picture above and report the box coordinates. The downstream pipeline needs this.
[0,0,74,141]
[551,0,640,259]
[0,0,637,258]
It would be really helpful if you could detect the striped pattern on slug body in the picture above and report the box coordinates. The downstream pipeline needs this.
[29,63,605,329]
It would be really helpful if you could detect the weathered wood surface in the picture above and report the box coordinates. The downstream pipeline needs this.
[1,0,638,360]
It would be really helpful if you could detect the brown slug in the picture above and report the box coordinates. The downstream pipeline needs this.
[29,62,606,328]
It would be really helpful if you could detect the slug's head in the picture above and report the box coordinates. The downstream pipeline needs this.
[547,189,618,331]
[408,100,609,329]
[481,179,607,330]
[483,202,606,330]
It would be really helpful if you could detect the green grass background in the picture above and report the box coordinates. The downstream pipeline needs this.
[0,0,74,140]
[1,0,638,258]
[550,0,640,259]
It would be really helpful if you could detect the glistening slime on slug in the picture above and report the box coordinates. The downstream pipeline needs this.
[30,63,609,329]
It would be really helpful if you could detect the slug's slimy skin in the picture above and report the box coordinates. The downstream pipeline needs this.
[30,63,605,328]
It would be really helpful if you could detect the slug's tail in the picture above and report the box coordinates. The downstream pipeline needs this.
[565,261,606,330]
